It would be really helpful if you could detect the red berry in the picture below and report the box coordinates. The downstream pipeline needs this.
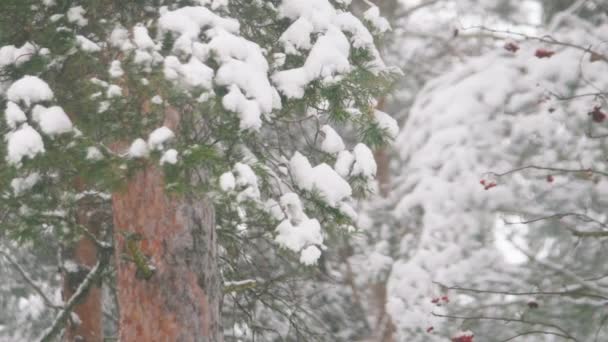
[431,297,440,304]
[484,182,497,190]
[546,175,554,183]
[427,326,434,333]
[589,106,606,123]
[441,295,450,303]
[535,49,555,58]
[480,179,486,185]
[504,42,519,53]
[452,333,475,342]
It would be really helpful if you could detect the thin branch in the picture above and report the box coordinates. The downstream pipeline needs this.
[569,229,608,238]
[504,213,608,238]
[434,281,608,301]
[502,330,576,341]
[398,0,443,16]
[432,312,577,341]
[466,25,608,64]
[505,212,607,228]
[512,243,608,299]
[0,249,60,309]
[490,165,608,178]
[547,90,607,102]
[37,247,112,342]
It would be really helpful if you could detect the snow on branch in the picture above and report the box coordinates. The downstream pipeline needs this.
[37,246,112,342]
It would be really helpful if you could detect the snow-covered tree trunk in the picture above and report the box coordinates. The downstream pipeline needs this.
[112,165,221,341]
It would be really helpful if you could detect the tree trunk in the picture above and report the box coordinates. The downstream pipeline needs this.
[62,186,104,342]
[62,237,103,342]
[371,99,396,342]
[111,165,222,341]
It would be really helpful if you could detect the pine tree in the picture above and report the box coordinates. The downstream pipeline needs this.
[0,0,395,340]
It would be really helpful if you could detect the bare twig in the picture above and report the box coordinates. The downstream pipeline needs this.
[466,25,608,64]
[490,165,608,178]
[433,281,608,301]
[504,213,608,238]
[0,249,60,309]
[432,312,577,341]
[512,243,608,299]
[37,246,112,342]
[502,330,576,341]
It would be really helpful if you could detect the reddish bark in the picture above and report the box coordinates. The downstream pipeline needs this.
[62,236,103,342]
[112,165,221,342]
[63,183,103,342]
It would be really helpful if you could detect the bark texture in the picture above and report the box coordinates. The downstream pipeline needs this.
[63,190,104,342]
[112,166,221,342]
[62,236,103,342]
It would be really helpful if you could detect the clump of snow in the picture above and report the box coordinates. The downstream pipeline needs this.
[289,152,351,207]
[273,27,351,98]
[351,143,376,177]
[158,6,239,39]
[32,105,73,136]
[219,171,236,191]
[97,101,110,113]
[6,124,45,165]
[7,76,54,107]
[109,26,134,51]
[279,192,307,223]
[86,147,103,161]
[279,18,314,54]
[234,163,260,201]
[363,5,391,33]
[320,125,345,154]
[0,43,37,67]
[264,199,285,221]
[133,25,156,50]
[278,0,336,30]
[300,245,322,265]
[209,31,280,129]
[75,35,101,52]
[163,56,214,90]
[158,6,282,131]
[106,85,122,98]
[339,202,358,221]
[160,149,179,165]
[222,85,262,131]
[67,6,88,26]
[151,95,163,104]
[109,60,124,78]
[11,173,40,195]
[273,0,387,98]
[128,138,149,158]
[147,127,175,150]
[275,193,325,264]
[334,150,354,177]
[374,109,399,139]
[5,102,27,129]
